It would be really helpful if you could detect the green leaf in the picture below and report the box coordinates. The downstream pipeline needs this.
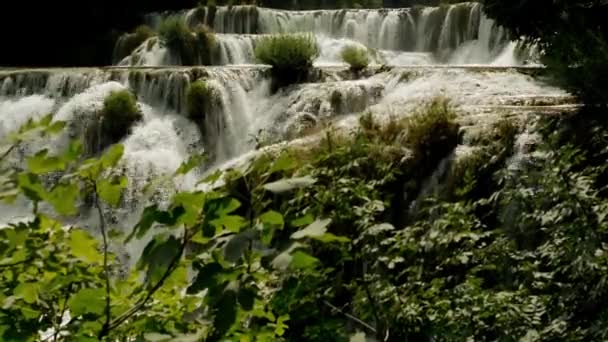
[126,205,185,242]
[63,140,83,163]
[69,230,102,264]
[275,314,290,336]
[138,235,182,286]
[100,144,124,169]
[238,287,256,311]
[47,182,79,216]
[290,251,319,270]
[17,173,46,202]
[291,219,331,240]
[315,233,350,244]
[68,288,105,317]
[97,176,127,207]
[175,153,206,175]
[291,213,314,227]
[262,176,316,194]
[45,120,66,134]
[213,290,238,337]
[260,211,284,228]
[187,262,223,294]
[211,215,246,233]
[27,150,65,174]
[269,153,297,174]
[14,283,39,304]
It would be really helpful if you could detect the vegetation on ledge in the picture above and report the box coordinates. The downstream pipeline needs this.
[159,17,217,66]
[341,45,370,72]
[255,34,320,90]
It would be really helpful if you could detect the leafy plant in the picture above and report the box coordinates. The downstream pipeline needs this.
[341,45,370,72]
[98,90,143,146]
[159,17,217,65]
[255,33,319,89]
[113,25,155,63]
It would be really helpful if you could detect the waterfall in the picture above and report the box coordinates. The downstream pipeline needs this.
[135,2,527,67]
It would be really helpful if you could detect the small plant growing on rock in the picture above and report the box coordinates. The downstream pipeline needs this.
[255,33,319,89]
[100,90,143,143]
[159,17,216,65]
[186,80,217,123]
[341,45,370,72]
[113,25,155,63]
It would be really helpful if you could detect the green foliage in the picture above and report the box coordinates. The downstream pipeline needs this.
[2,103,608,341]
[158,17,216,65]
[98,90,143,147]
[186,80,216,123]
[255,34,319,88]
[113,25,155,63]
[340,45,370,72]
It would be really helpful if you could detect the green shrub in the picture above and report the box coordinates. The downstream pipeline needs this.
[186,80,217,122]
[340,45,370,72]
[159,17,216,65]
[113,25,155,62]
[255,34,319,88]
[100,90,143,143]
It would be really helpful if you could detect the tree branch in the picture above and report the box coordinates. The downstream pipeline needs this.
[322,300,376,335]
[93,184,112,340]
[53,283,72,342]
[102,226,190,335]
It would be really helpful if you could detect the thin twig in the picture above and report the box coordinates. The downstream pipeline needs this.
[93,183,112,339]
[0,144,16,162]
[103,226,190,334]
[323,300,376,334]
[53,284,72,342]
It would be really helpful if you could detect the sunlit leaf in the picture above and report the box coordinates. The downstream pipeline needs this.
[17,173,46,202]
[27,150,65,174]
[291,213,314,227]
[315,233,350,244]
[68,288,105,317]
[262,176,316,194]
[100,144,124,169]
[291,219,331,240]
[290,251,319,270]
[175,153,206,175]
[97,176,127,207]
[260,211,284,228]
[47,182,79,216]
[211,215,246,233]
[275,314,290,336]
[14,282,39,304]
[268,153,297,174]
[69,229,102,264]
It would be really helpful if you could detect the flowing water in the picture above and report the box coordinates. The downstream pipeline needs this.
[0,3,572,255]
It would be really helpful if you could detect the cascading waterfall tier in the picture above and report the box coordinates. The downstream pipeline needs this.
[135,2,521,67]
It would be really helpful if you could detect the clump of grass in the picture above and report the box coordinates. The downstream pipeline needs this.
[255,34,319,89]
[159,17,216,65]
[97,90,143,148]
[186,80,217,123]
[113,25,155,63]
[341,45,370,72]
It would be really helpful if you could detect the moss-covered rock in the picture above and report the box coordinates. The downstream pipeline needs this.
[113,25,155,63]
[341,45,370,72]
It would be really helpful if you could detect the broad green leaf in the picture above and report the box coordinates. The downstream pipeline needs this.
[269,153,297,174]
[139,235,182,286]
[275,314,290,336]
[27,150,65,174]
[100,144,124,169]
[172,191,205,226]
[290,251,319,270]
[175,153,206,175]
[291,213,314,227]
[68,288,105,317]
[14,283,39,304]
[238,287,256,311]
[39,114,53,127]
[17,173,46,202]
[262,176,316,194]
[77,158,103,179]
[291,219,331,240]
[271,243,303,271]
[213,289,238,337]
[315,233,350,244]
[97,176,127,207]
[45,120,66,134]
[69,229,102,264]
[47,182,79,216]
[224,230,256,262]
[260,211,284,228]
[187,262,223,294]
[126,205,185,242]
[63,140,83,163]
[211,215,247,233]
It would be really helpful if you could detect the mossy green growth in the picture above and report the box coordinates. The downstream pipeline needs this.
[187,80,217,123]
[340,45,370,72]
[255,34,319,89]
[113,25,155,63]
[159,17,216,65]
[100,90,143,143]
